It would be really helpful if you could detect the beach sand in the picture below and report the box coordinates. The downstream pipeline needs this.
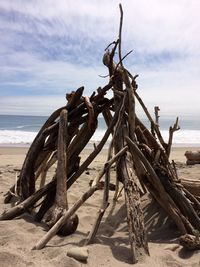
[0,146,200,267]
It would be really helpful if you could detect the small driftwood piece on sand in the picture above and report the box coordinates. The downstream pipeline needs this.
[1,4,200,265]
[185,151,200,165]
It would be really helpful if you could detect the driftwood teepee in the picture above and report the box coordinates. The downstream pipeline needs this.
[1,5,200,264]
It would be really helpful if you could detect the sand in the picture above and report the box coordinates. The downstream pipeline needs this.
[0,146,200,267]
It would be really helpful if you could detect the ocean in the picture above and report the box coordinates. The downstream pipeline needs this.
[0,114,200,147]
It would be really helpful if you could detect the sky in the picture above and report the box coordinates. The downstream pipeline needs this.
[0,0,199,117]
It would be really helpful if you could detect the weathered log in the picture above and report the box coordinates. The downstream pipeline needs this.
[66,86,84,112]
[43,109,79,236]
[123,152,149,263]
[121,55,149,262]
[182,188,200,211]
[185,151,200,165]
[186,160,200,165]
[19,126,53,200]
[181,178,200,198]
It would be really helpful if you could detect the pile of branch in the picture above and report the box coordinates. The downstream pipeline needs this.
[1,4,200,264]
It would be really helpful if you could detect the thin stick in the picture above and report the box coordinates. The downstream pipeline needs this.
[86,140,114,244]
[134,90,167,150]
[154,106,160,125]
[92,146,128,187]
[115,50,133,71]
[35,151,52,181]
[167,117,180,157]
[39,152,57,188]
[115,185,124,201]
[118,3,124,68]
[14,171,20,198]
[113,178,120,201]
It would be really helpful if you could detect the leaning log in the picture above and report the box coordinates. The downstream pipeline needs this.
[122,153,149,263]
[181,178,200,198]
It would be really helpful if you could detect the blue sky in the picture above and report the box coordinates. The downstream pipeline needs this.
[0,0,200,116]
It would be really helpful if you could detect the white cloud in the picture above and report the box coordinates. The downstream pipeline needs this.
[0,0,200,116]
[0,95,65,115]
[1,0,199,54]
[0,51,107,94]
[135,54,200,116]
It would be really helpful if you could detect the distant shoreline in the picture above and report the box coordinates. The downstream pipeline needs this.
[0,142,200,148]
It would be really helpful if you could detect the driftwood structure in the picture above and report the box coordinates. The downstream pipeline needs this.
[1,5,200,264]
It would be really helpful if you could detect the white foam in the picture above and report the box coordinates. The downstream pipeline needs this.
[0,130,37,144]
[161,130,200,145]
[0,129,200,147]
[91,129,109,141]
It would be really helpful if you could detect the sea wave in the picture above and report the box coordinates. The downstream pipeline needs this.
[0,129,200,146]
[0,130,37,144]
[91,129,200,144]
[16,125,32,129]
[161,130,200,145]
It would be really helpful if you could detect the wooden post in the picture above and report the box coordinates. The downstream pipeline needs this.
[42,109,79,235]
